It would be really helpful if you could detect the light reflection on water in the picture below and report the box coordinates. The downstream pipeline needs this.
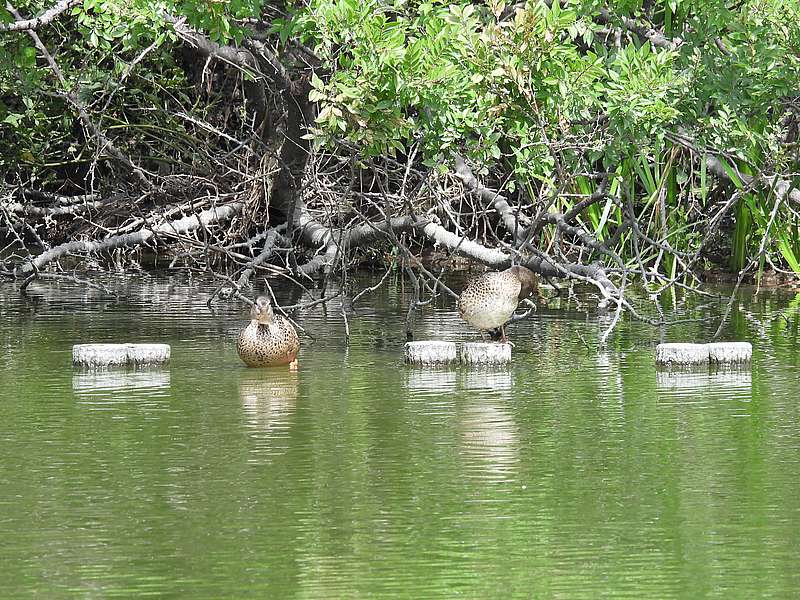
[1,275,800,598]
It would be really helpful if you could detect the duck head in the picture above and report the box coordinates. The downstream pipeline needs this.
[250,296,275,325]
[509,266,538,299]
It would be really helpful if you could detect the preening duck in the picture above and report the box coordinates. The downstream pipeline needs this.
[458,266,537,341]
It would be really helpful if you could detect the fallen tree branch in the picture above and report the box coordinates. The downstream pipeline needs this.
[235,227,287,289]
[420,220,509,266]
[4,199,106,217]
[12,189,101,205]
[18,201,242,274]
[290,206,619,303]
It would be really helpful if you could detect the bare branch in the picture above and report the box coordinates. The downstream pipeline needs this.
[595,8,683,51]
[669,132,800,206]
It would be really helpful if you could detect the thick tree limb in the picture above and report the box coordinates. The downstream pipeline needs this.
[420,221,509,266]
[5,199,106,217]
[245,39,291,88]
[12,189,101,205]
[168,13,318,254]
[270,80,314,238]
[343,216,421,249]
[448,156,618,300]
[420,219,617,302]
[0,0,76,32]
[291,211,618,302]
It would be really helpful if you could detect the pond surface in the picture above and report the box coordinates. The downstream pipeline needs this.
[1,273,799,598]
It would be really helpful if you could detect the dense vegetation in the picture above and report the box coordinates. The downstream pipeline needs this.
[1,0,799,333]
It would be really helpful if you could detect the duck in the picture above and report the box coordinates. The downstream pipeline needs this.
[458,266,538,341]
[237,296,300,367]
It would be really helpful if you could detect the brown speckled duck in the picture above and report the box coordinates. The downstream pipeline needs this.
[458,266,538,341]
[237,296,300,368]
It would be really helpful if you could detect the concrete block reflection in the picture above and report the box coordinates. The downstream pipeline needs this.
[656,369,752,404]
[72,369,171,396]
[404,368,458,397]
[459,369,513,394]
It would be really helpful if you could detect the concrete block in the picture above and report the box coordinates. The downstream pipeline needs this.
[655,343,710,366]
[459,342,512,365]
[707,342,752,365]
[656,342,752,369]
[73,343,171,368]
[404,341,458,366]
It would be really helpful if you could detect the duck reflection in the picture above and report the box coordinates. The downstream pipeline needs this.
[238,368,298,434]
[461,402,519,482]
[458,370,519,483]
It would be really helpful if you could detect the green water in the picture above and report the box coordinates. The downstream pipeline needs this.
[1,274,799,598]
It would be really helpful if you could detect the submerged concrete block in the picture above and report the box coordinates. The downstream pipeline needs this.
[404,341,459,366]
[459,342,512,365]
[72,343,171,368]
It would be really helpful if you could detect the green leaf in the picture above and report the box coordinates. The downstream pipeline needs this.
[3,113,23,127]
[716,157,744,189]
